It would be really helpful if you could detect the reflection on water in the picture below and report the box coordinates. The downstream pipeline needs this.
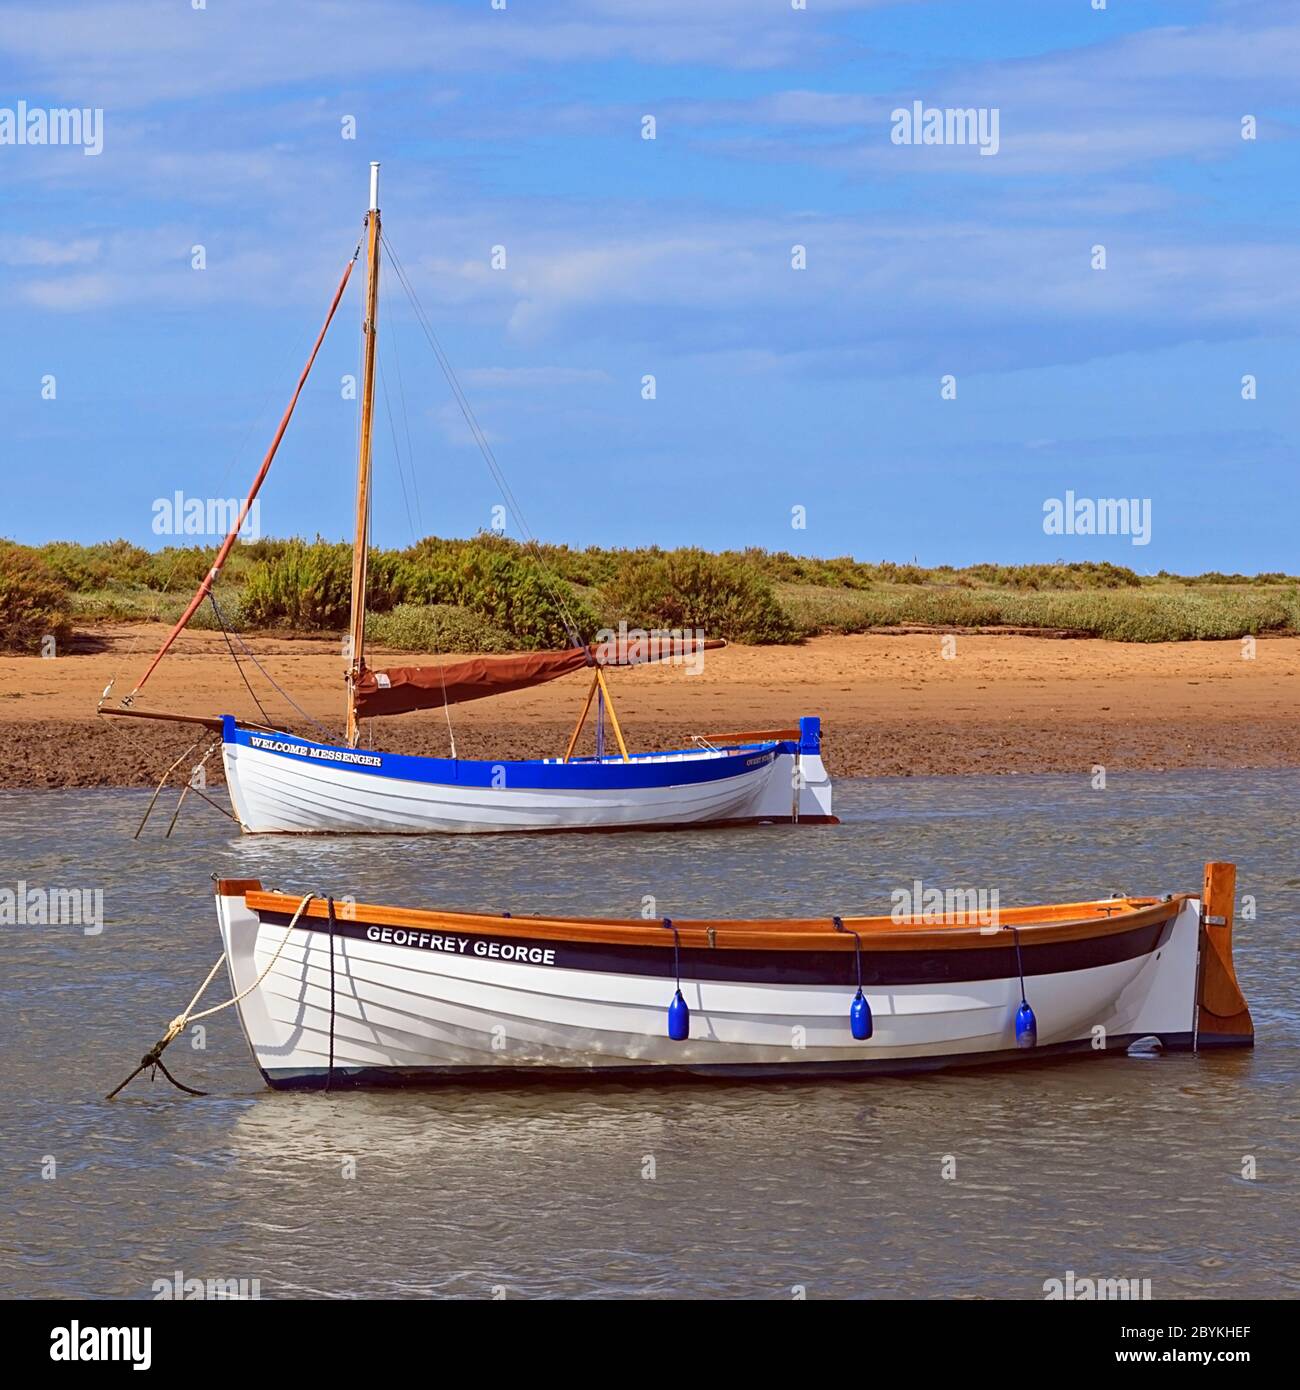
[1,771,1296,1298]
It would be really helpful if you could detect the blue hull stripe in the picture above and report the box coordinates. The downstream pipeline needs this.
[223,716,779,791]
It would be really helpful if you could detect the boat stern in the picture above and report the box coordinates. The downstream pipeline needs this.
[1195,861,1255,1049]
[725,716,835,824]
[1105,862,1254,1053]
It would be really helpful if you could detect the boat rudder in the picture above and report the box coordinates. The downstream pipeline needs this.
[1196,861,1254,1049]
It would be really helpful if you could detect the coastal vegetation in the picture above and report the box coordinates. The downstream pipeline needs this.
[0,535,1296,653]
[0,542,74,654]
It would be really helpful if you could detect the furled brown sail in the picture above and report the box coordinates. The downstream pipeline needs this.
[353,637,724,719]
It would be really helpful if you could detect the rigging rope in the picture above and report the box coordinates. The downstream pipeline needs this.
[208,594,275,729]
[107,325,326,699]
[122,238,364,702]
[388,294,424,532]
[213,608,338,743]
[377,349,418,543]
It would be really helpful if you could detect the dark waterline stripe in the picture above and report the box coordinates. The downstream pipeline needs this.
[258,910,1168,987]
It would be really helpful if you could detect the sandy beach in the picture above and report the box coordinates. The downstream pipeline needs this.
[1,624,1298,788]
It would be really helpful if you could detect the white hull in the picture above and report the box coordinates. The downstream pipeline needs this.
[221,731,832,835]
[215,890,1203,1086]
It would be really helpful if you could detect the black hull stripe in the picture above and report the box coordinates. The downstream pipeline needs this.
[258,910,1169,987]
[257,1032,1202,1090]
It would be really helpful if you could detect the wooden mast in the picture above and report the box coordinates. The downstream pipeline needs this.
[346,161,382,746]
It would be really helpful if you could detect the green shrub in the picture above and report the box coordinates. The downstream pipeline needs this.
[404,537,598,647]
[0,543,74,653]
[37,539,152,592]
[775,581,1298,643]
[237,537,297,565]
[21,535,1300,645]
[61,584,244,630]
[145,545,219,593]
[531,542,623,588]
[601,548,798,644]
[366,603,516,653]
[239,540,354,630]
[959,560,1142,591]
[237,537,591,645]
[188,590,247,631]
[1025,587,1294,641]
[715,548,878,589]
[70,588,163,624]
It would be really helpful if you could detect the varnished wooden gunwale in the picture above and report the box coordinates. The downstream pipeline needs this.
[704,727,802,745]
[235,883,1186,954]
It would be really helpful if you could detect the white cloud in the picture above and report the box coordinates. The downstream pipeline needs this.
[23,272,116,310]
[0,0,908,108]
[4,0,1294,383]
[0,237,101,267]
[664,10,1300,176]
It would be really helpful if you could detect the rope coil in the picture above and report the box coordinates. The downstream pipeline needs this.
[107,891,319,1100]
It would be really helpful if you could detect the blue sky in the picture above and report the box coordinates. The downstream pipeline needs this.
[1,0,1296,572]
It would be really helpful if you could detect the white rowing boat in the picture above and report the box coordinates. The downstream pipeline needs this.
[212,862,1253,1089]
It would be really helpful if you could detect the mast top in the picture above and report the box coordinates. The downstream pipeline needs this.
[369,161,380,212]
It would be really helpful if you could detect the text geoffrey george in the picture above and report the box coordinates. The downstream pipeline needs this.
[365,925,557,966]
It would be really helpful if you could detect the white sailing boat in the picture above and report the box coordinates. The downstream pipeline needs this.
[100,165,833,834]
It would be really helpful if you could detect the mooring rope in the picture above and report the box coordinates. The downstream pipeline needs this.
[133,734,204,839]
[106,891,319,1100]
[162,738,223,837]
